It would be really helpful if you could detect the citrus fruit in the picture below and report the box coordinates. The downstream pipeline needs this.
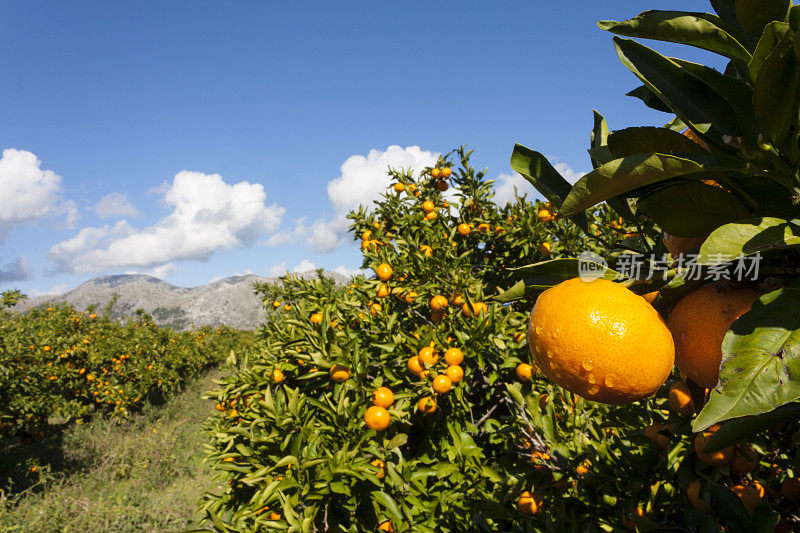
[668,283,760,388]
[668,381,694,416]
[517,490,543,515]
[370,303,382,315]
[462,301,487,317]
[431,168,441,178]
[662,232,707,257]
[272,369,284,383]
[375,263,393,281]
[516,363,534,382]
[687,480,710,514]
[418,346,438,365]
[730,445,758,477]
[377,285,391,298]
[310,313,323,324]
[371,459,386,479]
[457,223,471,236]
[441,166,452,178]
[432,375,452,394]
[732,482,763,514]
[418,396,437,413]
[445,365,464,383]
[443,347,463,365]
[538,242,551,256]
[527,278,674,404]
[393,182,405,193]
[422,200,435,213]
[430,295,448,311]
[330,364,351,383]
[372,387,394,408]
[694,425,734,466]
[407,356,425,376]
[377,520,395,532]
[364,406,390,430]
[537,209,552,222]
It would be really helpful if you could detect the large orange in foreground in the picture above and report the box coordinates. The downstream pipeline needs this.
[668,283,760,388]
[527,278,674,404]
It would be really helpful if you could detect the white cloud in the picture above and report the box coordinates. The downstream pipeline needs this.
[268,259,319,277]
[208,269,255,284]
[493,160,585,205]
[49,170,285,274]
[292,259,317,272]
[333,265,365,278]
[553,161,584,184]
[0,255,31,283]
[270,146,438,253]
[268,261,288,277]
[0,149,73,241]
[125,262,178,280]
[27,283,70,298]
[94,192,140,218]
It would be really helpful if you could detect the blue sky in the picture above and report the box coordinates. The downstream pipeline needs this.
[1,0,719,295]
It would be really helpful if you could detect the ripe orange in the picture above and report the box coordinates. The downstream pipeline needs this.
[408,183,418,192]
[538,242,551,257]
[418,346,439,366]
[283,304,291,311]
[269,512,281,521]
[432,375,452,394]
[445,365,464,383]
[662,232,707,257]
[694,425,734,466]
[330,364,351,383]
[527,278,674,404]
[272,300,281,308]
[576,459,591,475]
[668,284,760,388]
[365,406,390,430]
[362,230,372,241]
[537,209,552,222]
[272,369,285,383]
[430,295,448,311]
[404,291,418,304]
[687,480,710,514]
[393,182,405,193]
[513,332,525,342]
[310,313,323,324]
[372,387,394,408]
[431,168,442,178]
[443,347,463,365]
[377,284,391,298]
[377,519,395,532]
[516,363,534,382]
[407,356,424,375]
[644,422,671,450]
[517,490,543,515]
[477,223,490,233]
[731,482,763,514]
[424,211,438,221]
[641,291,659,304]
[457,223,471,236]
[441,166,452,178]
[375,263,393,281]
[418,396,437,413]
[462,301,488,317]
[422,200,435,213]
[668,381,694,416]
[730,445,758,477]
[370,303,382,315]
[420,245,433,257]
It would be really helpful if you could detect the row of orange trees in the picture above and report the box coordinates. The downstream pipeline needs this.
[0,291,247,441]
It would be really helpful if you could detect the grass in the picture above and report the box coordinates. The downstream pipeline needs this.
[0,369,223,532]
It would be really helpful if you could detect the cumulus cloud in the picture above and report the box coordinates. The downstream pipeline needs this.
[27,283,71,298]
[0,256,31,283]
[553,161,584,184]
[333,265,365,278]
[268,259,318,277]
[0,148,73,241]
[125,262,178,280]
[270,146,438,253]
[94,192,140,218]
[293,259,317,272]
[49,170,285,274]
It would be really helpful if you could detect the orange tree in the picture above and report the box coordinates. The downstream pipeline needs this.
[201,148,625,531]
[503,1,800,530]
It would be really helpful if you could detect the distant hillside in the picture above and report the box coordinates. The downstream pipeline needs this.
[11,270,348,331]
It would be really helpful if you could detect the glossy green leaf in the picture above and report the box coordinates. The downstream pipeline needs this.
[697,217,800,264]
[606,126,712,159]
[735,0,790,39]
[626,85,672,113]
[748,22,790,82]
[710,0,743,35]
[497,258,618,302]
[752,27,800,147]
[599,10,752,63]
[702,402,800,452]
[693,287,800,431]
[637,182,750,237]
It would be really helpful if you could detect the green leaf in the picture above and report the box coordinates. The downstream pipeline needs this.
[697,217,800,264]
[599,10,752,63]
[589,110,611,169]
[693,287,800,431]
[612,37,744,145]
[637,182,750,237]
[606,127,712,159]
[701,402,800,452]
[752,27,800,147]
[497,259,618,302]
[626,85,672,113]
[561,152,745,216]
[710,1,741,32]
[371,491,404,525]
[386,433,408,450]
[735,0,791,39]
[748,22,790,82]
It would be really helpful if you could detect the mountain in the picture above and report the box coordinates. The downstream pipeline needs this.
[11,270,349,331]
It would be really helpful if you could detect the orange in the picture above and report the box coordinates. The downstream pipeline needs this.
[730,445,758,477]
[371,459,386,479]
[516,363,534,381]
[375,263,393,281]
[420,245,433,257]
[457,223,471,236]
[272,300,281,308]
[445,365,464,383]
[694,425,734,466]
[362,230,372,241]
[330,364,351,383]
[462,301,488,317]
[404,291,418,304]
[538,242,551,257]
[643,422,671,450]
[668,284,760,388]
[283,304,291,311]
[269,512,281,521]
[418,396,437,413]
[364,406,390,430]
[422,200,435,213]
[513,332,525,342]
[310,313,323,324]
[432,374,452,394]
[372,387,394,408]
[477,223,490,233]
[443,347,463,365]
[662,232,707,257]
[576,459,591,475]
[527,278,674,404]
[393,182,405,193]
[435,180,449,191]
[272,369,285,383]
[377,285,391,298]
[781,477,800,501]
[732,482,763,514]
[687,480,710,514]
[430,295,448,311]
[441,167,452,178]
[431,168,442,178]
[517,490,543,516]
[408,183,418,192]
[537,209,552,222]
[407,356,425,376]
[642,291,659,304]
[424,211,438,221]
[370,303,382,315]
[668,381,694,416]
[418,346,439,366]
[377,520,395,532]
